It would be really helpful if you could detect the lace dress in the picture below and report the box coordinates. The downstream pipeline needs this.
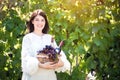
[21,33,70,80]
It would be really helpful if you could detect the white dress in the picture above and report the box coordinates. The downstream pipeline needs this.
[21,33,70,80]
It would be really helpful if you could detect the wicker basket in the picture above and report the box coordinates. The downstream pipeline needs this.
[37,53,59,64]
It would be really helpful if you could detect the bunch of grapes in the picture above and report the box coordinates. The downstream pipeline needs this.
[37,45,60,62]
[37,37,64,63]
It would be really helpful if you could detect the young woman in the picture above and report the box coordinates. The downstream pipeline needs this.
[21,9,70,80]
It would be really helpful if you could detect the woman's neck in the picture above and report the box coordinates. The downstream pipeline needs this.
[33,31,44,36]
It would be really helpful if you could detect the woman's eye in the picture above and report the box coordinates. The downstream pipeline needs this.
[41,19,45,22]
[34,19,45,22]
[35,19,39,21]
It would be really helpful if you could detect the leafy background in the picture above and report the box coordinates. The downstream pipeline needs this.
[0,0,120,80]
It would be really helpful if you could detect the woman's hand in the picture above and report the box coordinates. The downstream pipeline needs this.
[51,57,64,69]
[38,57,64,69]
[57,57,64,67]
[38,62,57,69]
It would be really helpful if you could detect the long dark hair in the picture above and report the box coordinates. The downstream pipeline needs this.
[26,9,49,33]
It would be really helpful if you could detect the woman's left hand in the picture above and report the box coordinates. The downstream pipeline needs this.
[51,57,64,69]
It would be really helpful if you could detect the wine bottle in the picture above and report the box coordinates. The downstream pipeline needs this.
[51,36,55,47]
[55,40,64,54]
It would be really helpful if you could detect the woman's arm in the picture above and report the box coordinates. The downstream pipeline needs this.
[21,35,39,75]
[55,51,71,72]
[51,38,71,72]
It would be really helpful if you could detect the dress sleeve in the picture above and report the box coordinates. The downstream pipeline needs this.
[55,50,71,72]
[52,39,71,72]
[21,35,39,75]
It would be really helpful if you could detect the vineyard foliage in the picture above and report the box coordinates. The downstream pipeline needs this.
[0,0,120,80]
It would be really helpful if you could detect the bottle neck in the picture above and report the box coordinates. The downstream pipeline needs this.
[58,40,64,48]
[51,36,55,47]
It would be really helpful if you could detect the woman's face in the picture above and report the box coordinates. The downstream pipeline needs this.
[32,15,46,32]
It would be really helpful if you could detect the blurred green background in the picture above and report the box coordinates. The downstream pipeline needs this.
[0,0,120,80]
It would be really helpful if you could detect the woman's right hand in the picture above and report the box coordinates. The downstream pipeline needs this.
[38,62,57,69]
